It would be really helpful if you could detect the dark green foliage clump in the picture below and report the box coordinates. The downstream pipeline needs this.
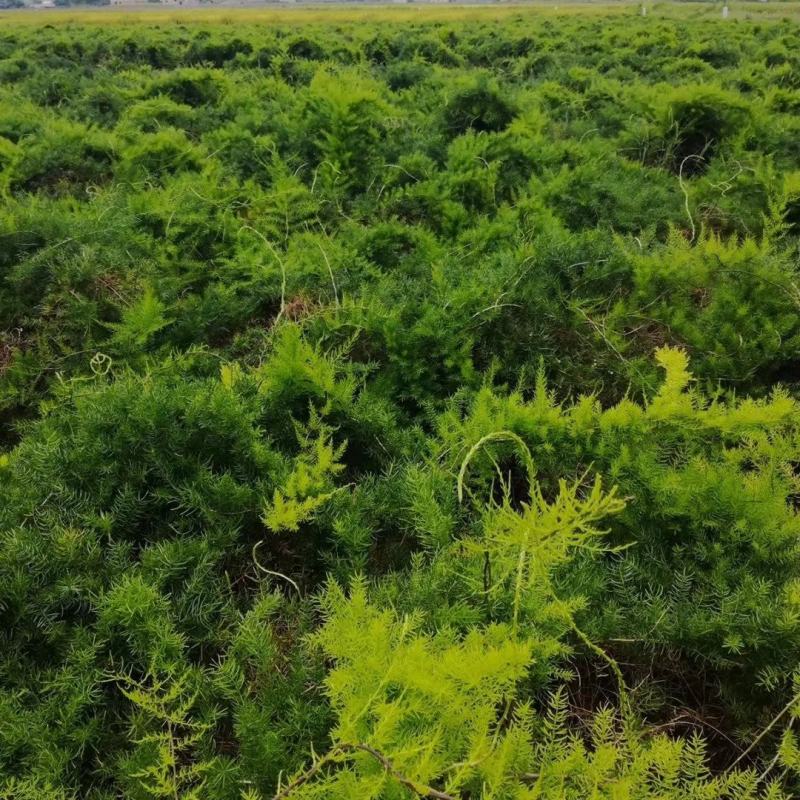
[2,6,800,800]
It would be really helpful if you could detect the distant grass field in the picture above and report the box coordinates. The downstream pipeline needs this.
[3,1,800,26]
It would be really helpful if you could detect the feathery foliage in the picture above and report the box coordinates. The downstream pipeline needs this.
[2,6,800,799]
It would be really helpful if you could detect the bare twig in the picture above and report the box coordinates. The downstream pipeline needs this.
[239,224,287,320]
[315,239,339,309]
[252,541,300,596]
[728,688,800,772]
[272,743,457,800]
[678,154,704,243]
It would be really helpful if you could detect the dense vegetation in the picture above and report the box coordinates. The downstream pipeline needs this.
[2,5,800,798]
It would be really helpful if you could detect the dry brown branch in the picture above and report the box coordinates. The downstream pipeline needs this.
[272,742,457,800]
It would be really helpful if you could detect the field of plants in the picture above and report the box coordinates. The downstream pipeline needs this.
[1,3,800,798]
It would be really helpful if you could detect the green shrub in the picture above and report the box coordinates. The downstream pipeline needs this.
[604,233,800,390]
[663,85,751,174]
[545,152,682,236]
[8,119,114,196]
[432,348,800,718]
[118,96,197,135]
[441,73,517,137]
[118,128,203,182]
[150,66,227,108]
[302,70,393,195]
